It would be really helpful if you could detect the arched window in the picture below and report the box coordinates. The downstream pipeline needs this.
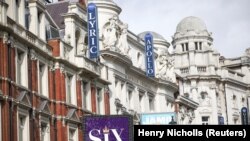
[75,30,80,49]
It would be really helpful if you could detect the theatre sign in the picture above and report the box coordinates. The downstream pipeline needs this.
[140,112,177,125]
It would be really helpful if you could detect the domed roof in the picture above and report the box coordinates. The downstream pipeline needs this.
[176,16,207,33]
[138,31,166,41]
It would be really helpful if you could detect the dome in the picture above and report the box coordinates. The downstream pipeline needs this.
[176,16,207,33]
[138,31,166,41]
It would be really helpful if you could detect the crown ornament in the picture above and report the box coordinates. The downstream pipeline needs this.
[103,126,109,134]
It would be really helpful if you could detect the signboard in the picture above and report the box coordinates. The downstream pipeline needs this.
[218,116,224,125]
[140,112,176,125]
[83,115,133,141]
[241,107,248,125]
[87,3,99,58]
[144,33,155,77]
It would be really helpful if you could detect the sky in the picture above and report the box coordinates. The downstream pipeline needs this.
[113,0,250,58]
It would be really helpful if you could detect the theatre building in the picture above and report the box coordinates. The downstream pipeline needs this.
[0,0,250,141]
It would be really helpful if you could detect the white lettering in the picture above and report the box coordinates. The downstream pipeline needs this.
[88,13,96,20]
[89,20,96,28]
[111,129,123,141]
[91,37,95,45]
[89,29,96,36]
[89,129,101,141]
[90,46,97,54]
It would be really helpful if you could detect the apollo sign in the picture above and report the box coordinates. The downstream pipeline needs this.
[83,115,133,141]
[144,33,155,77]
[87,3,99,58]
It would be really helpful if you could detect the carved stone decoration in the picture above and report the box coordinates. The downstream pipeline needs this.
[245,48,250,56]
[116,23,129,55]
[179,106,186,119]
[187,110,195,123]
[155,51,174,81]
[30,49,37,60]
[102,15,119,49]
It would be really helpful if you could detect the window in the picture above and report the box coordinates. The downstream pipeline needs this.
[38,63,46,95]
[139,92,144,112]
[234,118,238,124]
[181,43,189,52]
[201,92,206,100]
[185,43,189,51]
[66,74,73,104]
[25,0,30,29]
[18,115,29,141]
[181,44,184,51]
[68,128,78,141]
[82,81,88,109]
[195,42,202,50]
[16,50,25,85]
[233,95,237,108]
[148,95,155,112]
[202,116,209,125]
[38,10,44,38]
[15,0,20,23]
[96,88,102,114]
[40,122,49,141]
[128,90,133,109]
[216,93,220,106]
[195,42,198,50]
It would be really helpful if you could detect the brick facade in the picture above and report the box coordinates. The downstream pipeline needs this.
[0,36,110,141]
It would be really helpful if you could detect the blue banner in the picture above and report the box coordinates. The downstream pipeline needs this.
[87,3,99,58]
[218,116,224,125]
[241,107,248,125]
[145,33,155,77]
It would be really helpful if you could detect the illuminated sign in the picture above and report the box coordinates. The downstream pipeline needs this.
[83,115,133,141]
[144,33,155,77]
[140,112,176,125]
[87,3,99,58]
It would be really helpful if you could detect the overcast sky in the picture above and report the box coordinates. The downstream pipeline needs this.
[113,0,250,58]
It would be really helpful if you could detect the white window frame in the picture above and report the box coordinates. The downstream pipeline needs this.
[38,61,48,97]
[65,73,76,105]
[68,124,78,141]
[40,117,50,141]
[16,46,28,87]
[148,93,155,113]
[96,87,103,114]
[139,90,145,113]
[18,108,30,141]
[81,81,88,109]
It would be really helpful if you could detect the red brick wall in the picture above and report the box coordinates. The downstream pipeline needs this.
[48,39,60,57]
[91,84,96,113]
[76,80,82,108]
[104,91,110,115]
